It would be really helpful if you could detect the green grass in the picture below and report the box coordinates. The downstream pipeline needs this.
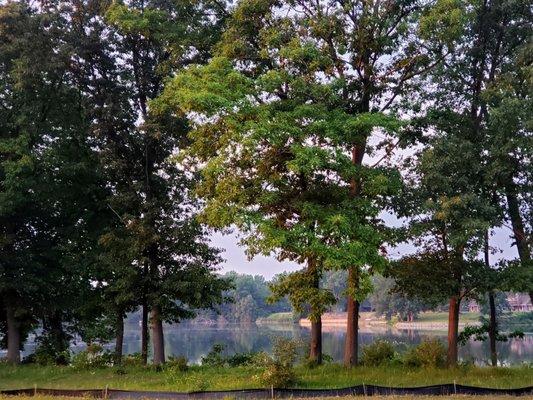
[0,364,531,391]
[415,312,480,324]
[257,312,294,323]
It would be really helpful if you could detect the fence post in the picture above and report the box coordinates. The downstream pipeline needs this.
[270,384,274,399]
[454,380,457,395]
[104,384,109,399]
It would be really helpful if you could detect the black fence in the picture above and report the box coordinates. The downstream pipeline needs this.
[2,384,533,398]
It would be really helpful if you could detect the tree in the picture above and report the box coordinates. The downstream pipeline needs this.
[389,120,501,365]
[370,275,426,321]
[0,0,109,363]
[155,0,461,366]
[102,0,231,365]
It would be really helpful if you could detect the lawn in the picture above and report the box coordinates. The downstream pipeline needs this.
[415,312,480,324]
[0,364,531,392]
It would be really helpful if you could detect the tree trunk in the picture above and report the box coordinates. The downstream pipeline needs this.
[5,304,21,364]
[141,301,149,365]
[447,296,460,367]
[484,230,498,367]
[114,310,124,365]
[344,267,360,367]
[151,305,165,365]
[488,291,497,367]
[308,257,322,364]
[310,317,322,364]
[505,185,532,303]
[344,137,365,368]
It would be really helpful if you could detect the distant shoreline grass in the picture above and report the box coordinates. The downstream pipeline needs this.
[0,364,531,392]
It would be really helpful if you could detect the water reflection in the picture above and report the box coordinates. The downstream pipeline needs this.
[122,323,533,366]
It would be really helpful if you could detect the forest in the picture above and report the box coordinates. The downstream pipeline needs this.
[0,0,531,375]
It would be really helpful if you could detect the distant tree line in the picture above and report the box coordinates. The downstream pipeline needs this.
[1,0,531,369]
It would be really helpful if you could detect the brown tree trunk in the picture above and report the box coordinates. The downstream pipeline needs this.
[484,231,497,367]
[308,257,322,364]
[505,185,532,303]
[141,301,149,365]
[447,296,460,367]
[344,267,360,367]
[151,305,165,365]
[115,310,124,365]
[488,291,497,367]
[5,304,21,364]
[310,317,322,364]
[344,138,365,368]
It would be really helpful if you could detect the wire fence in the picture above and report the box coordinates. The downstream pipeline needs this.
[1,384,533,399]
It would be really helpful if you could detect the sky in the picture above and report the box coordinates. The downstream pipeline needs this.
[209,133,521,281]
[212,223,520,280]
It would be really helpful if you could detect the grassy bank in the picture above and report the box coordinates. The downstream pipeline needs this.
[0,364,531,391]
[256,312,295,324]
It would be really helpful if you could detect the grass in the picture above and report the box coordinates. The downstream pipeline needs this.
[0,364,531,392]
[257,312,295,323]
[415,312,480,324]
[1,397,532,400]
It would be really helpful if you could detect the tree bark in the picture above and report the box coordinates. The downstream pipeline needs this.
[505,185,532,303]
[484,230,498,367]
[308,257,322,364]
[344,267,360,367]
[447,296,460,367]
[114,310,124,365]
[310,317,322,364]
[5,304,21,364]
[488,291,497,367]
[151,305,165,365]
[141,301,149,365]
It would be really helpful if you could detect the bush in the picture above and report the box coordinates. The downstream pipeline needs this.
[201,343,226,367]
[259,337,300,388]
[201,344,258,367]
[166,355,188,372]
[33,346,70,366]
[404,338,446,368]
[122,352,143,367]
[71,343,113,369]
[361,340,395,366]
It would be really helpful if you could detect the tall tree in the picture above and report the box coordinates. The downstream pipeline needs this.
[156,0,462,366]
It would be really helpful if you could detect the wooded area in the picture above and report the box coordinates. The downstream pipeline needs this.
[0,0,531,372]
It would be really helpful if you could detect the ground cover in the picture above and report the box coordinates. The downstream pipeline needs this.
[0,364,531,392]
[1,396,532,400]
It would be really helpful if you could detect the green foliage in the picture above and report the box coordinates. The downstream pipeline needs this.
[71,344,114,370]
[259,337,300,388]
[201,344,226,367]
[361,340,396,367]
[165,356,189,372]
[201,344,260,368]
[404,339,447,369]
[458,322,524,346]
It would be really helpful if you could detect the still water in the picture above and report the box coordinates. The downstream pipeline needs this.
[121,323,532,366]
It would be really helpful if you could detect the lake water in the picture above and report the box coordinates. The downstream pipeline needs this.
[118,322,532,366]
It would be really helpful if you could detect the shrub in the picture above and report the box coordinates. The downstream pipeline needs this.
[201,344,258,367]
[34,346,70,366]
[166,355,188,372]
[404,338,446,368]
[71,343,113,369]
[201,343,226,367]
[361,340,395,366]
[259,337,299,388]
[122,352,143,367]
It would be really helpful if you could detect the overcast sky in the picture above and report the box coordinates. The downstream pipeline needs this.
[212,223,519,280]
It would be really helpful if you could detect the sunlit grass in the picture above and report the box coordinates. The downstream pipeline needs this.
[0,364,531,392]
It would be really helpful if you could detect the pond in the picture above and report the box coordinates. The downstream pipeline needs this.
[117,322,532,366]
